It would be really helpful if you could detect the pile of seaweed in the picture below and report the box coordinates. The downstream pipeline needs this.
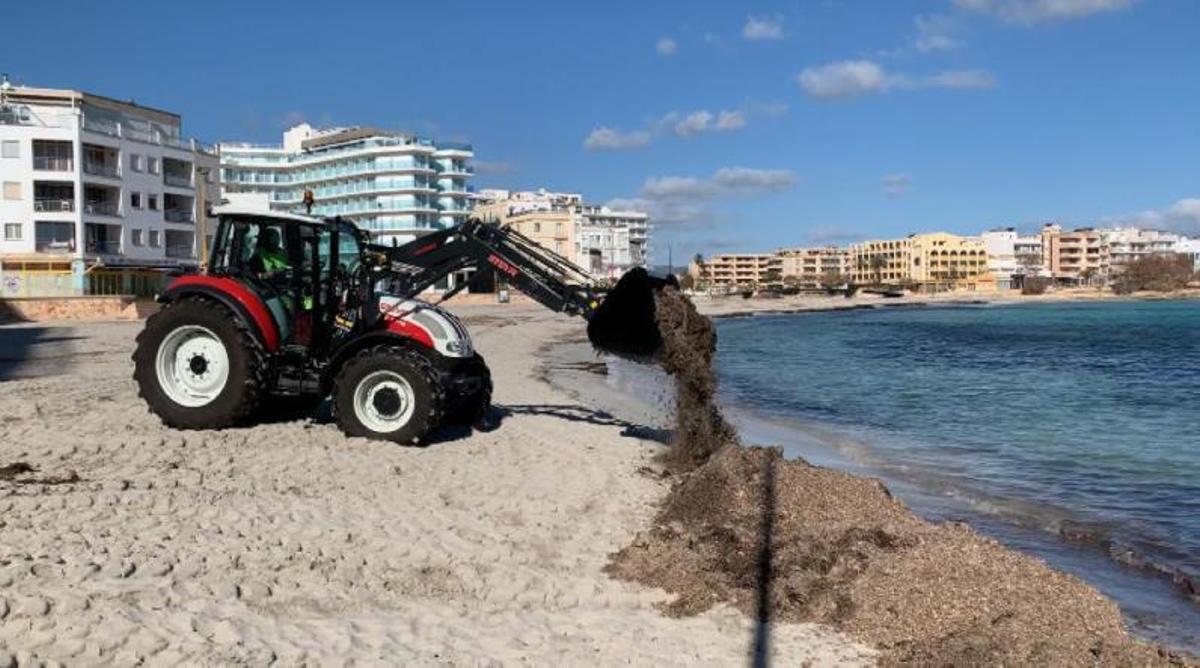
[607,286,1188,665]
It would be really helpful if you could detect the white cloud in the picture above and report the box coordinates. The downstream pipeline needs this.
[797,59,996,99]
[583,126,652,151]
[609,167,797,227]
[915,14,961,52]
[656,37,677,55]
[673,110,715,137]
[716,110,747,131]
[1106,197,1200,235]
[588,104,769,149]
[882,173,913,198]
[953,0,1135,24]
[798,60,889,99]
[742,15,784,41]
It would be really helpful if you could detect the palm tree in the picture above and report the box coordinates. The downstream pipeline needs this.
[869,254,887,286]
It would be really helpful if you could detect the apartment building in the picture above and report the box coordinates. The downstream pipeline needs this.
[219,124,474,247]
[851,232,994,291]
[1104,228,1188,270]
[981,228,1045,289]
[776,246,851,288]
[691,253,782,289]
[473,188,649,281]
[1041,224,1107,284]
[0,82,217,297]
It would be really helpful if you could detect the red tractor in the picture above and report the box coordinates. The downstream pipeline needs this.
[132,206,667,444]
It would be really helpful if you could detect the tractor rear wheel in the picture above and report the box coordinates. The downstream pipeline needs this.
[332,345,443,445]
[133,296,269,429]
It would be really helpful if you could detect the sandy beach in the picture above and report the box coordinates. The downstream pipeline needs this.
[0,304,875,665]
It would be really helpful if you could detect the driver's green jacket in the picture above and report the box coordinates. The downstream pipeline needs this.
[257,248,288,273]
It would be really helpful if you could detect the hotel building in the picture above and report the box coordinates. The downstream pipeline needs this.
[0,82,217,297]
[1040,224,1107,284]
[691,253,782,290]
[219,124,474,247]
[776,246,851,288]
[850,232,994,291]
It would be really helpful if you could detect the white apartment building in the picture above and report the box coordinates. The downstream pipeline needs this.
[219,124,473,246]
[0,81,217,297]
[1103,228,1188,270]
[473,188,650,280]
[981,228,1045,289]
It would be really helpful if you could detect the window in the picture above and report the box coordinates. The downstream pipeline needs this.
[148,194,159,210]
[132,229,144,246]
[130,154,143,171]
[3,223,21,241]
[131,192,142,209]
[148,157,160,174]
[1,141,18,159]
[149,230,161,247]
[3,182,20,200]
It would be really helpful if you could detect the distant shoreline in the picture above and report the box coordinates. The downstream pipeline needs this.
[693,288,1200,319]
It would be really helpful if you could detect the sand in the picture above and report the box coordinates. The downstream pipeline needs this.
[0,306,872,665]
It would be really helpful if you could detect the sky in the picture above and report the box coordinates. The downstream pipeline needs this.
[4,0,1199,263]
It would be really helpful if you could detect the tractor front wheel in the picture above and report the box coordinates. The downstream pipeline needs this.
[332,345,442,445]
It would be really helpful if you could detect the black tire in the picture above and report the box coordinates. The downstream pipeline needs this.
[332,345,443,444]
[132,296,269,429]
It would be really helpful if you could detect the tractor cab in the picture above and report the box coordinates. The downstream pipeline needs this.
[207,207,366,350]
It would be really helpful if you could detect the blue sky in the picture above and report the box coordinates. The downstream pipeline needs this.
[5,0,1198,262]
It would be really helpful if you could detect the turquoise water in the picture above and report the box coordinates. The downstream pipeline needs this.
[715,300,1200,651]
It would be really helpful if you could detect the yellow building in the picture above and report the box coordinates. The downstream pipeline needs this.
[851,232,995,291]
[503,210,575,258]
[777,247,851,288]
[690,253,782,289]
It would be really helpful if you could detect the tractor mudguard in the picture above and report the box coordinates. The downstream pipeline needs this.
[160,275,281,352]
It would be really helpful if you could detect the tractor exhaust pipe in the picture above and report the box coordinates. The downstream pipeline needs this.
[586,267,677,361]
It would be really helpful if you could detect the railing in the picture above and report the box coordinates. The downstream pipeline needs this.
[85,240,122,255]
[163,173,193,188]
[35,241,76,254]
[34,199,75,213]
[165,244,194,259]
[33,156,73,171]
[83,161,120,178]
[84,201,119,216]
[437,141,474,152]
[164,209,193,223]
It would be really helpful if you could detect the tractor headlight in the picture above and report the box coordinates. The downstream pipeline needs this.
[446,339,470,355]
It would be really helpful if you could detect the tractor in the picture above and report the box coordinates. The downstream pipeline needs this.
[132,205,668,444]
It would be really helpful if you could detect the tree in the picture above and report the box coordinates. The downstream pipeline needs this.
[762,268,782,286]
[869,254,887,286]
[1111,254,1195,295]
[679,272,696,290]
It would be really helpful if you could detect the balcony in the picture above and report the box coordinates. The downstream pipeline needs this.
[84,223,122,256]
[164,172,193,188]
[34,199,74,213]
[35,221,76,254]
[163,157,194,188]
[83,161,120,178]
[84,201,119,216]
[164,194,194,222]
[164,209,194,223]
[34,182,75,213]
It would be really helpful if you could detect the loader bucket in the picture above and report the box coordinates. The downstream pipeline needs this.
[586,267,672,360]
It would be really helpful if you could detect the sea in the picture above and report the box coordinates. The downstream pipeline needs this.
[709,300,1199,652]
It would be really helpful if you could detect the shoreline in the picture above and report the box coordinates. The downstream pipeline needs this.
[541,329,1198,662]
[690,287,1200,319]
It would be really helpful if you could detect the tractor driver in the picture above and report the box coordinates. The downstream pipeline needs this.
[250,227,289,278]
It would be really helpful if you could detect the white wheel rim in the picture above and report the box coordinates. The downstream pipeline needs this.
[353,370,415,433]
[155,325,230,408]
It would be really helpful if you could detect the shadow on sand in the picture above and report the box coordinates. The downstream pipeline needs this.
[0,326,87,382]
[495,403,672,444]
